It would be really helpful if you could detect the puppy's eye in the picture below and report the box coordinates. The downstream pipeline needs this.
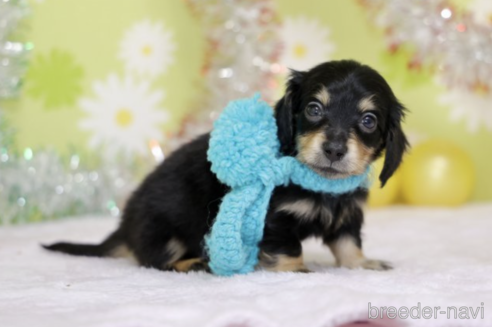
[359,113,377,132]
[305,102,323,120]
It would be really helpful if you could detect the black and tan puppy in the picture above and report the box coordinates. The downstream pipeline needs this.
[44,60,408,273]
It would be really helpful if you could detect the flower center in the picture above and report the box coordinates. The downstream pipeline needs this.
[473,82,489,98]
[142,45,153,56]
[293,43,307,58]
[115,109,133,127]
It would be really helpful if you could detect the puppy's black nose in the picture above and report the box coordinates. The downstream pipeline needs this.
[323,141,347,162]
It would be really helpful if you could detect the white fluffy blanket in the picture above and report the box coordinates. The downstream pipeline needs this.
[1,205,491,326]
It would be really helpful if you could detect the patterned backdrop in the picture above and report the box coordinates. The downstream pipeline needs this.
[2,0,492,224]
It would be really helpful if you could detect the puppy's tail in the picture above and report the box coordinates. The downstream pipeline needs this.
[42,229,124,257]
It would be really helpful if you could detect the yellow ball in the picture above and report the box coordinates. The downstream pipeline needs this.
[401,140,475,206]
[368,156,401,207]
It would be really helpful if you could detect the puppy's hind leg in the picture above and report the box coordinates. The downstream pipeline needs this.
[139,239,210,273]
[137,236,188,271]
[172,258,210,273]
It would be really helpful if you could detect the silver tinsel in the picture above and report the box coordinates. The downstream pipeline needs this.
[0,0,143,224]
[190,0,281,111]
[0,0,32,98]
[0,147,138,224]
[169,0,282,149]
[362,0,492,92]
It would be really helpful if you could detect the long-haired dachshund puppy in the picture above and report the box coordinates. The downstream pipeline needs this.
[44,60,409,273]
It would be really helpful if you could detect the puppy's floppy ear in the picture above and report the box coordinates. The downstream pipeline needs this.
[379,100,409,187]
[275,69,304,155]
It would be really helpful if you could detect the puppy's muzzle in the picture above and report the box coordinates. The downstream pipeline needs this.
[322,141,347,163]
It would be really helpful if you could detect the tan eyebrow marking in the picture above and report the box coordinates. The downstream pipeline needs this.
[313,86,330,106]
[358,95,376,112]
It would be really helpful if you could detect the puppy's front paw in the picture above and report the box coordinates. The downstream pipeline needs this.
[358,259,392,271]
[294,267,312,273]
[340,258,392,271]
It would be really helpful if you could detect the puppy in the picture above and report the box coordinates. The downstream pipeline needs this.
[44,60,408,273]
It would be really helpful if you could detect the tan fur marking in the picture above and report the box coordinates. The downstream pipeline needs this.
[296,130,326,164]
[355,197,367,211]
[165,238,187,268]
[276,199,317,221]
[345,132,374,175]
[333,202,350,231]
[110,244,134,258]
[332,195,367,231]
[276,199,333,227]
[172,258,206,272]
[358,95,376,112]
[259,252,308,272]
[314,86,330,106]
[319,205,333,228]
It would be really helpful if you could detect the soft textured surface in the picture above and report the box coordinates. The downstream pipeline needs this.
[1,204,491,326]
[206,94,370,275]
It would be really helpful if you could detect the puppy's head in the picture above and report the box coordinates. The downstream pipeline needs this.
[275,60,409,187]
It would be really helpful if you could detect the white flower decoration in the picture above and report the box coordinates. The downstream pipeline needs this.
[469,0,492,26]
[439,86,492,133]
[79,74,169,156]
[119,20,175,78]
[279,17,335,71]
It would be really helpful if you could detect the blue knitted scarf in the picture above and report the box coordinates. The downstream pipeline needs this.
[205,94,371,276]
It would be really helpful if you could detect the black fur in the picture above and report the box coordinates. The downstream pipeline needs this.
[379,101,409,187]
[42,230,123,256]
[43,60,408,272]
[275,69,304,155]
